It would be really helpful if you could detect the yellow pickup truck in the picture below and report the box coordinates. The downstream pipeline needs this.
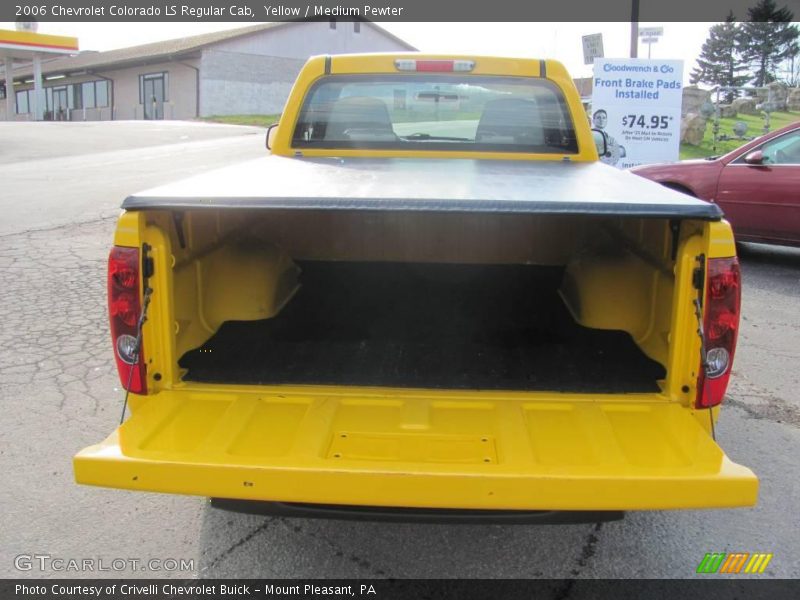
[74,54,757,522]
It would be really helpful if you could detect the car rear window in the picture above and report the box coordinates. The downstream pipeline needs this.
[291,75,578,154]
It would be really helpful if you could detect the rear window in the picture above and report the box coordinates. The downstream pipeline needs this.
[292,75,578,154]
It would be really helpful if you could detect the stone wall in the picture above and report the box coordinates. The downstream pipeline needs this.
[788,88,800,111]
[682,86,711,116]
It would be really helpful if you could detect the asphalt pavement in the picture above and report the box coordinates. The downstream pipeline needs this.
[0,121,798,580]
[0,121,266,235]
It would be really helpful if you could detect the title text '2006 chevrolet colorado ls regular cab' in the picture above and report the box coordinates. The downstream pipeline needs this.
[74,54,756,521]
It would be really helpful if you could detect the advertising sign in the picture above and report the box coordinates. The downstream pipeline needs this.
[591,58,683,168]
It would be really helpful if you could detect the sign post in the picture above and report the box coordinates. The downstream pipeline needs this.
[638,26,664,59]
[591,58,683,168]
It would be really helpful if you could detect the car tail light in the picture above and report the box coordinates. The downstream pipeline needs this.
[394,59,475,72]
[108,246,146,394]
[696,257,741,408]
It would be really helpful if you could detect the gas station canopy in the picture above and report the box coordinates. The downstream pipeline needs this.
[0,28,79,58]
[1,28,79,120]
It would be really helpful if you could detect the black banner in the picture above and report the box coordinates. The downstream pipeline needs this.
[4,579,800,600]
[4,0,800,22]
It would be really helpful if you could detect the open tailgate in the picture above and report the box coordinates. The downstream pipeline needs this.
[75,388,757,510]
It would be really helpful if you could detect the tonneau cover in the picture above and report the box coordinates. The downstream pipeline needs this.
[122,155,723,220]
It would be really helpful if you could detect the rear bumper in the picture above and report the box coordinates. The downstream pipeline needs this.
[74,387,758,511]
[210,499,625,524]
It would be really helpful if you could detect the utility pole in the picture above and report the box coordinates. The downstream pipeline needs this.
[630,0,639,58]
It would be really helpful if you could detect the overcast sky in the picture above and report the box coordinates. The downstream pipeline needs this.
[0,21,719,84]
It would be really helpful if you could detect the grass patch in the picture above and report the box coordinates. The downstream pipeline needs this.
[201,114,281,128]
[679,111,800,159]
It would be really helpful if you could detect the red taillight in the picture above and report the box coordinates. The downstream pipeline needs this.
[108,246,146,394]
[109,293,138,328]
[696,257,741,408]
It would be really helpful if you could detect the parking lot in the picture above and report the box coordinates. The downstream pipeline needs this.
[0,121,798,579]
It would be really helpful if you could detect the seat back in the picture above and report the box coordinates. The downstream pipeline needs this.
[324,96,396,141]
[475,98,544,145]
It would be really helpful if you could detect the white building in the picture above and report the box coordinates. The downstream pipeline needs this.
[1,21,416,121]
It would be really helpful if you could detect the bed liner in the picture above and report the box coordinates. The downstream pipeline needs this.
[179,262,666,393]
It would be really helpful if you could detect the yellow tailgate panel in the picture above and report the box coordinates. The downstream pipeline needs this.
[75,388,757,510]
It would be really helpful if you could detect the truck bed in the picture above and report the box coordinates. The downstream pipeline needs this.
[122,156,722,220]
[179,262,666,393]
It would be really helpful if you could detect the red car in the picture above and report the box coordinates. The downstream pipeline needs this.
[631,122,800,247]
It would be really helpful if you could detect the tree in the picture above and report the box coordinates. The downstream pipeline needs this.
[780,44,799,85]
[690,13,750,102]
[739,0,799,86]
